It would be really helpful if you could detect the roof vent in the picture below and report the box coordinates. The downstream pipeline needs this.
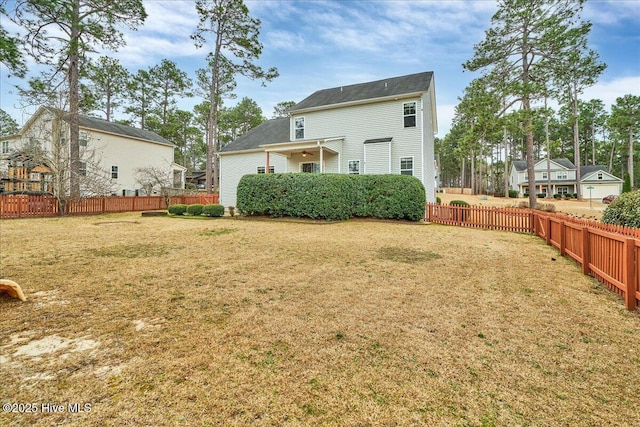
[340,86,343,92]
[385,82,388,88]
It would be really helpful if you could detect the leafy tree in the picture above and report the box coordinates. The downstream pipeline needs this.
[192,0,278,193]
[148,59,193,131]
[8,0,146,197]
[219,97,265,146]
[126,69,157,129]
[0,109,19,136]
[609,95,640,190]
[622,172,631,194]
[0,4,26,77]
[464,0,603,207]
[162,109,200,169]
[272,101,296,118]
[85,56,130,121]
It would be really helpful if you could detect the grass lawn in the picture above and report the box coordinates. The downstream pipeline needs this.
[1,213,638,426]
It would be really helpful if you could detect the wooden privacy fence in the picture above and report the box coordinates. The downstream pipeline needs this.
[0,194,219,219]
[426,203,640,311]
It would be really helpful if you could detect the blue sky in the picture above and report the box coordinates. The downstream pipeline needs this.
[1,0,639,136]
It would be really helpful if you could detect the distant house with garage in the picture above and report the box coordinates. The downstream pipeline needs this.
[219,71,438,206]
[510,158,623,199]
[0,106,186,196]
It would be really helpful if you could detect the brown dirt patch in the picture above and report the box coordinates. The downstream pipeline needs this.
[1,213,638,426]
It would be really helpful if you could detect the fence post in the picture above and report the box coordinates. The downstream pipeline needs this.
[581,226,590,276]
[559,221,566,256]
[545,216,551,246]
[623,238,636,311]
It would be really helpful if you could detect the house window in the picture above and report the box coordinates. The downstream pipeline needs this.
[79,131,88,146]
[541,172,548,179]
[1,141,8,154]
[79,162,87,176]
[558,187,569,195]
[300,162,320,173]
[400,157,413,176]
[557,171,568,180]
[294,117,304,139]
[111,165,118,179]
[30,172,40,181]
[348,160,360,175]
[403,102,416,128]
[597,172,603,180]
[257,166,275,174]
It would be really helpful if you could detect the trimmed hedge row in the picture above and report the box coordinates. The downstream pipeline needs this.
[236,173,426,221]
[168,203,225,217]
[602,190,640,228]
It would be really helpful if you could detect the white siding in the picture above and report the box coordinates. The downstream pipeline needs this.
[364,142,390,174]
[219,151,287,206]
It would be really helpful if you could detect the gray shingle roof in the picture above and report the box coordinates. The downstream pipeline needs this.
[513,158,576,171]
[44,107,173,146]
[78,115,173,146]
[580,165,609,179]
[288,71,433,112]
[220,117,290,153]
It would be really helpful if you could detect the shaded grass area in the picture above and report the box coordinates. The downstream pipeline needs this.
[1,213,638,426]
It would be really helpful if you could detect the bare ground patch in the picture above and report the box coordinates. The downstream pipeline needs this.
[0,213,638,426]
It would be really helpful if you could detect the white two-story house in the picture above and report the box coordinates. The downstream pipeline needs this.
[219,72,438,207]
[510,158,622,199]
[0,106,186,196]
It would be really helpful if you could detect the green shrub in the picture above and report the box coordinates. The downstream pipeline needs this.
[236,173,426,221]
[186,204,204,216]
[553,194,562,199]
[168,204,188,216]
[436,196,441,204]
[536,193,546,198]
[449,200,470,207]
[202,204,225,217]
[508,190,518,198]
[602,190,640,228]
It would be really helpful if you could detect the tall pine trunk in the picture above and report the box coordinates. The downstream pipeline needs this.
[68,0,81,199]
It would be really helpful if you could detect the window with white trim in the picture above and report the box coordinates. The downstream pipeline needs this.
[79,131,88,147]
[1,141,8,154]
[542,172,548,179]
[557,171,568,180]
[597,172,603,180]
[79,161,87,176]
[403,102,416,128]
[400,157,413,175]
[294,117,305,139]
[257,166,274,174]
[111,165,118,179]
[348,160,360,174]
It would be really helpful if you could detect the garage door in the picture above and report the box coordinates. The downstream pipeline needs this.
[581,183,620,199]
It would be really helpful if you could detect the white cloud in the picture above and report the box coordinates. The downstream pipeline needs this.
[583,76,640,107]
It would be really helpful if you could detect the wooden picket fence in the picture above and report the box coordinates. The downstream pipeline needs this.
[425,203,640,311]
[0,194,219,219]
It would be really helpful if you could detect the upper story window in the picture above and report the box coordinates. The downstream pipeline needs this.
[294,117,304,139]
[597,172,603,180]
[403,102,416,128]
[541,172,548,179]
[1,141,9,154]
[79,131,88,146]
[557,171,568,180]
[111,165,118,179]
[79,161,87,176]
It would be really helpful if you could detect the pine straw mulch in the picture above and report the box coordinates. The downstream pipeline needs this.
[1,213,638,426]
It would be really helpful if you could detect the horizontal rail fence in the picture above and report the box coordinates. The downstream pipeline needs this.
[1,194,219,219]
[426,203,639,310]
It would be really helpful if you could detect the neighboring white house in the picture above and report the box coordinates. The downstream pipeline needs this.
[510,158,623,199]
[0,106,185,196]
[219,71,438,207]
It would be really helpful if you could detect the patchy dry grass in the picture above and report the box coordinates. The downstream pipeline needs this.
[0,213,638,426]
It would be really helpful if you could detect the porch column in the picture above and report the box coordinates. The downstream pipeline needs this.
[319,146,324,173]
[266,151,270,173]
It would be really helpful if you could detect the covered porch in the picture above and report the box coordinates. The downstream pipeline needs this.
[261,138,343,174]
